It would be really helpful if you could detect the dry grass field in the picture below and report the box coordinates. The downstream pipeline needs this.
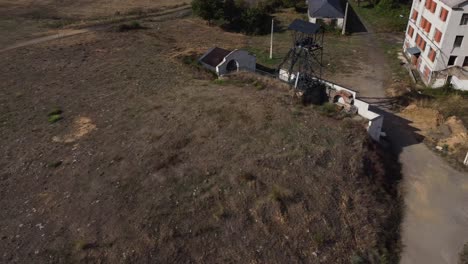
[0,8,402,264]
[0,0,187,18]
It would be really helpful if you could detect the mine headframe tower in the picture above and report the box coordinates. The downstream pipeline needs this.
[277,19,324,85]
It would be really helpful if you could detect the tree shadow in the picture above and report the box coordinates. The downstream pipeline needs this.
[345,4,368,33]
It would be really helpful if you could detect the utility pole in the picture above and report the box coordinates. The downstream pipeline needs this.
[270,19,274,59]
[342,2,349,35]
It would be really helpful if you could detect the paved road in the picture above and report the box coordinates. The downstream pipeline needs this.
[350,8,468,263]
[384,111,468,264]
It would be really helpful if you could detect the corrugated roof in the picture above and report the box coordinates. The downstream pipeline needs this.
[439,0,468,7]
[288,19,321,34]
[308,0,345,18]
[407,47,421,55]
[200,47,232,67]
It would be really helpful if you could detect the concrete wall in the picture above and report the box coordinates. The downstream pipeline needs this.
[354,99,384,142]
[452,75,468,90]
[403,0,468,89]
[217,50,256,76]
[280,69,384,141]
[320,79,383,142]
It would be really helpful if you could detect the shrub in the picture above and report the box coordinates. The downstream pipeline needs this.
[191,0,224,24]
[318,102,338,115]
[117,21,144,32]
[48,114,62,123]
[192,0,273,35]
[239,7,272,35]
[47,108,63,123]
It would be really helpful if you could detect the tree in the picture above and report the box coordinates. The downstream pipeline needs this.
[240,7,272,35]
[192,0,223,24]
[223,0,241,23]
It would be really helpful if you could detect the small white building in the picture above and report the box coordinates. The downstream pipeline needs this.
[403,0,468,90]
[307,0,345,28]
[199,47,256,76]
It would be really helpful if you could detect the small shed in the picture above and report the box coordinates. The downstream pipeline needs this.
[199,47,256,76]
[307,0,345,28]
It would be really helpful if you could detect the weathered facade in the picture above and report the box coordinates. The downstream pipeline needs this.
[403,0,468,90]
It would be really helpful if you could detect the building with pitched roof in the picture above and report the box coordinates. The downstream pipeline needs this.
[199,47,256,76]
[307,0,346,28]
[403,0,468,90]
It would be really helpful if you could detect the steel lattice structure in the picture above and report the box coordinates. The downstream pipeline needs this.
[277,19,324,84]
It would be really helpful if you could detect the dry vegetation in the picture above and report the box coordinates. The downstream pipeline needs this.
[397,89,468,168]
[0,0,189,48]
[0,0,188,19]
[1,5,402,264]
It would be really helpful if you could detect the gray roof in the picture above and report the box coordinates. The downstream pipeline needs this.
[407,47,421,55]
[288,19,321,34]
[308,0,345,19]
[439,0,468,7]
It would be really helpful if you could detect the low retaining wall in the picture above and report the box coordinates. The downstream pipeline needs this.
[319,78,384,142]
[278,70,384,141]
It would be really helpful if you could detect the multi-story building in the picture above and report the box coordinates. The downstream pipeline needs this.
[403,0,468,90]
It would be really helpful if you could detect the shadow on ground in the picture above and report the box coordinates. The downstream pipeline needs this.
[346,4,368,34]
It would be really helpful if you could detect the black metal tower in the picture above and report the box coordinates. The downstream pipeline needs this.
[277,19,324,84]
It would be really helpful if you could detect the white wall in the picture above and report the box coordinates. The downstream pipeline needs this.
[325,82,383,142]
[436,2,468,70]
[217,50,256,76]
[451,75,468,90]
[278,69,384,141]
[404,0,468,89]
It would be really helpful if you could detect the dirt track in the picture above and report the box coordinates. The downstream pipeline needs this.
[0,5,191,53]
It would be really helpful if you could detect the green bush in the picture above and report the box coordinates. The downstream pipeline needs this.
[47,108,63,123]
[239,7,272,35]
[192,0,224,24]
[192,0,277,35]
[48,114,62,123]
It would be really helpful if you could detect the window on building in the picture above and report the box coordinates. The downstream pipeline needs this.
[424,66,431,79]
[463,57,468,67]
[419,17,432,33]
[434,29,442,43]
[440,7,448,21]
[407,25,415,38]
[448,56,457,66]
[430,1,437,13]
[420,17,426,28]
[425,21,432,33]
[412,9,419,21]
[416,35,427,51]
[461,14,468,25]
[454,36,464,48]
[425,0,432,9]
[428,48,436,62]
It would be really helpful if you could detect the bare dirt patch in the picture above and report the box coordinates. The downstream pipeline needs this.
[52,116,97,143]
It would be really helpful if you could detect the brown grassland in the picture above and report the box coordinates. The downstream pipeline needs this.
[0,4,401,263]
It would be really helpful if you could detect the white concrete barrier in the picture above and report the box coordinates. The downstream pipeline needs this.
[278,70,384,141]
